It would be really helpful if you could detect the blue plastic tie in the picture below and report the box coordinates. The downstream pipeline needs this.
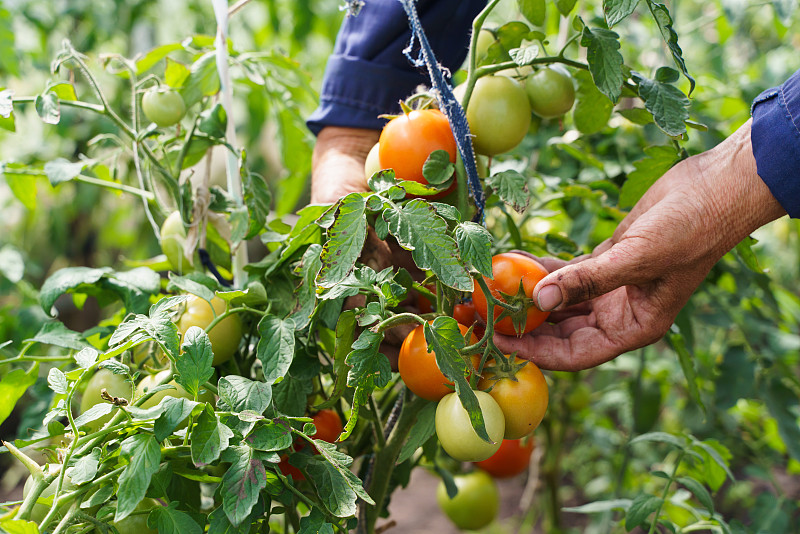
[398,0,486,223]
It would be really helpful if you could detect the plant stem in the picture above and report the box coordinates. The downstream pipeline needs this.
[374,313,425,333]
[648,451,686,534]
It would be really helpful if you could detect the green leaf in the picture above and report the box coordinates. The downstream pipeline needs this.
[625,493,663,531]
[154,397,200,440]
[314,310,356,411]
[0,244,23,283]
[555,0,578,15]
[632,69,689,137]
[135,43,185,74]
[292,244,322,329]
[455,222,493,277]
[573,69,614,135]
[617,107,654,125]
[604,0,640,26]
[676,476,714,513]
[422,150,455,185]
[668,332,705,413]
[243,171,272,239]
[35,92,59,125]
[26,321,90,351]
[175,326,214,399]
[383,199,472,291]
[398,402,437,463]
[0,519,40,534]
[73,403,114,429]
[735,236,762,273]
[199,103,227,138]
[147,501,203,534]
[43,158,88,186]
[168,273,216,303]
[0,364,39,427]
[563,499,632,514]
[256,315,296,385]
[629,431,687,449]
[180,52,220,108]
[47,368,68,395]
[116,434,162,521]
[645,1,695,94]
[0,7,18,77]
[191,404,234,466]
[689,439,734,491]
[5,170,37,209]
[221,445,267,526]
[486,170,529,212]
[273,374,313,417]
[74,347,98,369]
[307,442,373,517]
[762,377,800,463]
[619,145,680,208]
[298,508,336,534]
[518,0,546,26]
[715,346,755,410]
[343,330,391,439]
[165,58,191,88]
[217,376,273,414]
[245,419,293,452]
[580,26,624,103]
[317,194,367,288]
[66,448,101,485]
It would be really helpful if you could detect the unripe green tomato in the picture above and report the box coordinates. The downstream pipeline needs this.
[160,211,193,273]
[436,471,499,530]
[107,498,159,534]
[473,29,495,63]
[435,391,505,462]
[22,467,75,524]
[525,66,576,119]
[364,141,381,180]
[142,88,186,127]
[136,370,215,430]
[454,76,532,156]
[79,369,131,432]
[177,295,243,366]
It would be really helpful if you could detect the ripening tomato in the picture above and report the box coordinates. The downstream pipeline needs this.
[436,471,499,530]
[472,252,550,336]
[311,409,343,443]
[452,301,477,328]
[435,391,505,462]
[378,109,457,185]
[399,323,479,402]
[364,141,382,180]
[525,66,576,119]
[79,368,132,431]
[177,295,243,366]
[142,88,186,127]
[454,76,531,156]
[479,358,549,439]
[474,438,534,478]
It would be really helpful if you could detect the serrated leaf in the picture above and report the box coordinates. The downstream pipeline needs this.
[44,158,87,186]
[455,222,493,277]
[245,419,293,452]
[256,315,295,384]
[73,403,114,428]
[217,376,272,414]
[47,368,68,395]
[74,347,98,369]
[27,321,90,351]
[317,194,367,288]
[383,199,472,291]
[645,1,695,94]
[580,26,624,103]
[243,171,272,239]
[619,145,680,208]
[66,448,101,485]
[147,501,203,534]
[191,404,234,466]
[35,92,59,125]
[398,403,437,463]
[486,170,529,212]
[116,434,161,521]
[221,445,267,526]
[176,326,214,399]
[604,0,640,26]
[573,69,614,135]
[343,330,391,439]
[617,107,653,125]
[510,45,540,66]
[633,70,689,137]
[298,507,336,534]
[39,266,108,315]
[625,493,663,531]
[518,0,546,26]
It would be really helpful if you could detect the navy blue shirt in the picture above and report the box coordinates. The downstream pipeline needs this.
[309,2,798,218]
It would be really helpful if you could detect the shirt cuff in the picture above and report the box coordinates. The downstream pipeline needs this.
[751,70,800,218]
[306,54,428,135]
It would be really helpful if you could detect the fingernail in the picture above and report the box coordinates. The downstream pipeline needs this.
[537,285,562,311]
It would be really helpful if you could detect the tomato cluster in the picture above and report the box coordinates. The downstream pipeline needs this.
[278,409,344,481]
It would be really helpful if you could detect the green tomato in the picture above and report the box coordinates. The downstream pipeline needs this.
[108,498,159,534]
[136,370,215,431]
[364,141,381,180]
[22,466,75,524]
[454,76,532,156]
[435,391,505,462]
[436,471,499,530]
[79,368,131,432]
[524,66,576,119]
[473,29,495,64]
[160,211,193,273]
[142,88,186,127]
[177,295,243,366]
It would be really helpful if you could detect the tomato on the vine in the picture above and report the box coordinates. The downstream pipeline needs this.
[142,88,186,127]
[525,65,575,119]
[399,323,478,402]
[474,438,534,478]
[472,252,550,336]
[79,368,131,431]
[454,75,531,156]
[363,141,381,180]
[310,409,343,443]
[136,370,215,430]
[435,390,505,462]
[436,471,499,530]
[452,301,477,328]
[160,211,193,273]
[478,358,549,439]
[177,295,243,366]
[378,109,456,185]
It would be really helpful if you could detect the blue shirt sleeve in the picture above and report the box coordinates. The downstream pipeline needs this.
[306,0,486,135]
[751,68,800,218]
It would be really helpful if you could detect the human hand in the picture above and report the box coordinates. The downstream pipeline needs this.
[310,126,380,205]
[494,119,787,371]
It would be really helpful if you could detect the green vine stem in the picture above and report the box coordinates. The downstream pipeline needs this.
[647,450,686,534]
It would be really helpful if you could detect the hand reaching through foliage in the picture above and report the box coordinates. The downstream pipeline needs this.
[310,126,380,205]
[494,119,787,371]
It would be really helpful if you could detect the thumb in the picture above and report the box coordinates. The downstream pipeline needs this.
[534,244,656,311]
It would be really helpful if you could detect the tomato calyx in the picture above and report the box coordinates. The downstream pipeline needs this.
[495,280,538,336]
[480,356,529,384]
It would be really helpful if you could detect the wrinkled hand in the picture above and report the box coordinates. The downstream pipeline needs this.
[311,126,380,205]
[494,120,786,371]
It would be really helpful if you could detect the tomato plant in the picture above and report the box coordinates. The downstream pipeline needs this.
[478,358,549,439]
[474,438,534,478]
[378,108,456,184]
[435,391,505,462]
[176,295,243,366]
[136,370,215,407]
[310,409,343,443]
[160,211,193,273]
[22,468,75,524]
[111,499,159,534]
[79,368,131,431]
[141,88,186,127]
[473,252,550,336]
[399,322,478,401]
[436,471,499,530]
[525,66,576,119]
[363,141,381,180]
[454,75,531,156]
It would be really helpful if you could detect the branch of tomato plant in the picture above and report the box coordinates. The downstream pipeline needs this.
[648,450,687,534]
[369,396,387,450]
[0,166,155,201]
[373,312,426,333]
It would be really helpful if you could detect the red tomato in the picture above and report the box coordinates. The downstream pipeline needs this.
[311,409,343,443]
[472,253,550,336]
[453,301,477,327]
[416,284,436,314]
[399,323,479,402]
[379,109,457,185]
[474,438,534,478]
